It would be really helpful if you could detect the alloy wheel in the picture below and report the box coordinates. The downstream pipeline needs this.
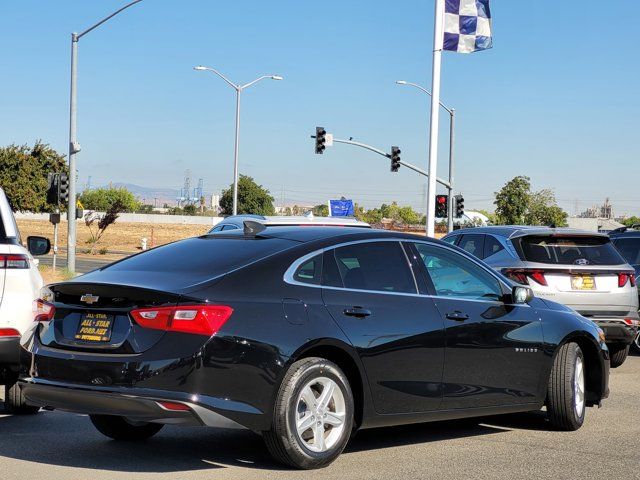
[294,377,346,453]
[574,355,585,418]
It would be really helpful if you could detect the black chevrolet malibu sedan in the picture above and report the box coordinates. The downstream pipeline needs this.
[19,225,609,469]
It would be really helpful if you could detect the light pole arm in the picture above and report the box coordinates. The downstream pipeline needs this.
[198,67,239,90]
[241,75,274,90]
[398,81,454,115]
[77,0,144,39]
[331,137,451,189]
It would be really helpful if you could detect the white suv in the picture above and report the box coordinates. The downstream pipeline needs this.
[0,188,50,413]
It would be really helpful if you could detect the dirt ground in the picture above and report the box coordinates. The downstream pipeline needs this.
[17,219,210,254]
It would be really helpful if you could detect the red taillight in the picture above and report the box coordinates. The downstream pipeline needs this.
[157,401,191,411]
[0,254,29,269]
[618,273,635,288]
[33,299,56,322]
[130,305,233,336]
[529,270,548,286]
[0,328,21,337]
[503,269,547,286]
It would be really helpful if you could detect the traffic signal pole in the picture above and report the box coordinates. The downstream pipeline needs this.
[329,137,451,189]
[447,109,455,233]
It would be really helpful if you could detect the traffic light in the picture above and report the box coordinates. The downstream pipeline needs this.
[315,127,326,154]
[454,194,465,218]
[390,146,401,172]
[435,194,448,218]
[46,173,60,205]
[59,173,69,204]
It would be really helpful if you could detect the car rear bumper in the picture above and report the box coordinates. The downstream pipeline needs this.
[590,319,638,345]
[19,377,255,430]
[0,336,20,367]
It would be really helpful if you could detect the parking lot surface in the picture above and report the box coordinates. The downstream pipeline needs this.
[1,355,638,480]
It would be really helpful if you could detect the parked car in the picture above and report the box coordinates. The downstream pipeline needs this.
[609,225,640,352]
[19,224,608,469]
[0,188,51,413]
[207,213,370,233]
[443,226,638,367]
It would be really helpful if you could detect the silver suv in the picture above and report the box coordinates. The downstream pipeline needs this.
[443,226,639,367]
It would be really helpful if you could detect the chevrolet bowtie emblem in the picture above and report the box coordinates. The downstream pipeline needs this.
[80,294,100,305]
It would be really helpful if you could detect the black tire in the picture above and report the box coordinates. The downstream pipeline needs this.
[609,344,629,368]
[633,333,640,354]
[263,357,354,469]
[546,342,585,431]
[90,415,164,441]
[4,382,40,415]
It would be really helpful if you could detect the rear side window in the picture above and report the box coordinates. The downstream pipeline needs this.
[293,254,322,285]
[483,235,505,258]
[324,242,417,294]
[458,234,485,259]
[516,235,625,266]
[612,238,640,265]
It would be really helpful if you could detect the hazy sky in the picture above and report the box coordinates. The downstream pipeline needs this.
[1,1,638,215]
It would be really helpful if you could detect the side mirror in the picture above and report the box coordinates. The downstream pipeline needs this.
[27,236,51,256]
[512,285,534,304]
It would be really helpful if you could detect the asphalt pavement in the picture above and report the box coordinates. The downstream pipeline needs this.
[38,256,116,274]
[1,355,638,480]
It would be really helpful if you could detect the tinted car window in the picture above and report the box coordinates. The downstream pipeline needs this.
[105,237,296,280]
[221,225,239,231]
[458,234,485,259]
[293,254,322,285]
[612,238,640,265]
[413,243,502,301]
[326,242,416,294]
[516,235,625,265]
[442,235,458,245]
[483,235,505,258]
[209,225,223,233]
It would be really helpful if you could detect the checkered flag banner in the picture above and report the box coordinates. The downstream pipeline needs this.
[443,0,492,54]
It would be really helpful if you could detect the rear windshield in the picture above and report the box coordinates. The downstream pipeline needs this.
[612,238,640,265]
[515,235,626,266]
[104,236,296,279]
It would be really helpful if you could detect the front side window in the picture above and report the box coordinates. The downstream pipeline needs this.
[324,241,417,294]
[413,243,502,301]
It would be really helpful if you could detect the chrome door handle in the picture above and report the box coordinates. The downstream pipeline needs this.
[446,311,469,321]
[343,307,372,318]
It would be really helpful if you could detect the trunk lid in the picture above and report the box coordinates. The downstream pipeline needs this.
[42,282,181,354]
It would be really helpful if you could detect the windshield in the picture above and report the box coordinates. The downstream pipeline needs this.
[515,235,626,266]
[612,238,640,265]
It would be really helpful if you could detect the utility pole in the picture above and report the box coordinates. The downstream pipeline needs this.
[66,0,144,274]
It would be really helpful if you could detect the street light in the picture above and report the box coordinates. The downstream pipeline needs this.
[396,80,456,233]
[67,0,144,274]
[194,66,283,215]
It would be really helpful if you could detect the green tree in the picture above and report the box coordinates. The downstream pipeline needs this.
[494,176,531,224]
[525,189,568,227]
[0,142,67,212]
[183,204,197,216]
[79,187,140,212]
[219,175,275,215]
[622,216,640,227]
[494,176,568,226]
[312,204,329,216]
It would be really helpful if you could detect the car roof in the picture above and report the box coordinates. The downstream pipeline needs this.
[610,228,640,238]
[447,226,609,240]
[215,214,370,228]
[207,226,431,244]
